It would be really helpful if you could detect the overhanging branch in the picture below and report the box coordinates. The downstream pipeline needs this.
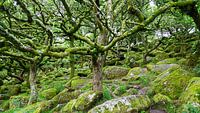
[103,0,197,51]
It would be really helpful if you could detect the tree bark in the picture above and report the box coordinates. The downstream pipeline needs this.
[92,55,103,91]
[28,62,38,105]
[91,0,108,92]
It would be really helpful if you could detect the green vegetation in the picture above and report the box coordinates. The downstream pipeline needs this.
[0,0,200,112]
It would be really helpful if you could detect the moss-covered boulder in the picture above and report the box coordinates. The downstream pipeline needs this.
[40,88,57,100]
[75,91,102,111]
[61,99,77,113]
[152,67,194,99]
[33,89,81,112]
[88,95,151,113]
[65,76,91,89]
[179,77,200,104]
[51,88,81,104]
[51,104,65,112]
[153,93,172,104]
[33,88,81,113]
[147,64,180,74]
[127,67,147,77]
[103,66,130,79]
[71,78,91,89]
[9,94,29,109]
[8,101,44,113]
[156,58,177,64]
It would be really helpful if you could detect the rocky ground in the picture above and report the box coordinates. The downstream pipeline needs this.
[0,51,200,113]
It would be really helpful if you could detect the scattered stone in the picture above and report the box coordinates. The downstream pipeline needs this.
[103,66,130,79]
[138,87,149,95]
[153,93,172,104]
[74,91,102,111]
[150,109,167,113]
[133,85,141,89]
[61,99,77,113]
[51,89,81,104]
[147,64,180,74]
[40,88,57,100]
[88,95,151,113]
[127,67,148,77]
[156,58,177,65]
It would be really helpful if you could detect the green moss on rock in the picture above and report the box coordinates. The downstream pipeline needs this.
[147,64,180,74]
[33,89,81,112]
[61,99,77,113]
[74,91,102,111]
[71,78,90,89]
[13,101,43,113]
[153,93,172,104]
[127,67,148,77]
[179,77,200,104]
[152,68,194,99]
[103,66,130,79]
[51,89,81,104]
[40,88,57,100]
[156,58,177,65]
[88,95,151,113]
[9,93,29,109]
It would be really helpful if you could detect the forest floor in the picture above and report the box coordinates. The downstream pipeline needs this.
[0,50,200,113]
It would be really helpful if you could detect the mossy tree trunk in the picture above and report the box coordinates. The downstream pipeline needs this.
[91,0,108,92]
[28,62,38,105]
[92,54,103,91]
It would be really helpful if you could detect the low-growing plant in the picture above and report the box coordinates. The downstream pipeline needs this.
[103,86,112,100]
[182,103,200,113]
[118,84,127,95]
